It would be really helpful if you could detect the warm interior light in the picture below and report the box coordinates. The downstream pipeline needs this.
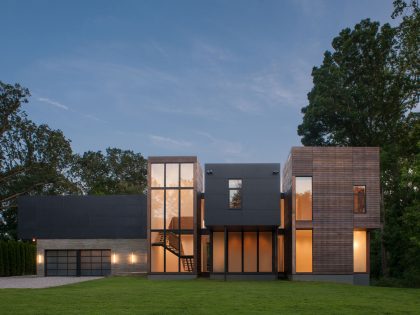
[354,230,367,272]
[112,253,118,264]
[37,254,43,264]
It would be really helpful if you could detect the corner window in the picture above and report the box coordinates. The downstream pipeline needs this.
[229,179,242,209]
[353,186,366,213]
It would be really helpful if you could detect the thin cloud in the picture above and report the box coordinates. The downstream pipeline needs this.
[149,135,192,148]
[37,97,69,110]
[197,131,243,158]
[84,114,107,123]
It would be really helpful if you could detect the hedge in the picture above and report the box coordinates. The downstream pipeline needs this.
[0,241,36,276]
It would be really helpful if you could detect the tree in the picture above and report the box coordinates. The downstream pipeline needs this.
[297,19,416,147]
[71,148,147,195]
[0,81,77,239]
[297,13,419,285]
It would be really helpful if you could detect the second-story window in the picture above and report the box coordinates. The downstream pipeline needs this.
[353,186,366,213]
[229,179,242,209]
[296,177,312,220]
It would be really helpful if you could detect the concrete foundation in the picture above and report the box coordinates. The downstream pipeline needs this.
[210,273,277,280]
[290,274,370,285]
[148,274,197,280]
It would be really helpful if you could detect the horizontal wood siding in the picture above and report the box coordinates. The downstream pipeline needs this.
[289,147,380,275]
[352,148,381,229]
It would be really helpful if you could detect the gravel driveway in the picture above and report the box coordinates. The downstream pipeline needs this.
[0,276,103,289]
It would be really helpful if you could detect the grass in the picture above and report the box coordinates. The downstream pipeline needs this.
[0,276,419,314]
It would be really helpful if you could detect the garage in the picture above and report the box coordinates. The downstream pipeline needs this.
[45,250,111,276]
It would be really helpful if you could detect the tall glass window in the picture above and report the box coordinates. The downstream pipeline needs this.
[278,234,284,272]
[259,232,272,272]
[243,232,257,272]
[201,235,210,272]
[228,232,242,272]
[229,179,242,209]
[354,230,367,272]
[296,177,312,220]
[296,230,312,272]
[353,186,366,213]
[180,189,193,229]
[151,164,164,187]
[181,163,194,187]
[213,232,225,272]
[151,190,164,229]
[150,162,195,273]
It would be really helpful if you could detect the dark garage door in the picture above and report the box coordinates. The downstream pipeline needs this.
[45,250,111,276]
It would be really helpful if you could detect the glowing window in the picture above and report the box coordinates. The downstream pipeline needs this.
[151,190,164,229]
[181,163,194,187]
[296,177,312,221]
[228,232,242,272]
[213,232,225,272]
[165,164,179,187]
[296,230,312,272]
[151,164,164,187]
[354,230,367,272]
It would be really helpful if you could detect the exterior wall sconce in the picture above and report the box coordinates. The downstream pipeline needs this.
[37,254,43,264]
[32,238,36,243]
[206,170,213,175]
[112,253,118,264]
[130,252,136,264]
[273,170,279,175]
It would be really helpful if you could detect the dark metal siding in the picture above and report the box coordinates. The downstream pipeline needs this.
[18,195,147,239]
[204,163,280,226]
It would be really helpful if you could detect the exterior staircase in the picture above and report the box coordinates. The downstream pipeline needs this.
[151,230,194,272]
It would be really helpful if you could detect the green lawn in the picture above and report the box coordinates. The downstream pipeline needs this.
[0,276,419,314]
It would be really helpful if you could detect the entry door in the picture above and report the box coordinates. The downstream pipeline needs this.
[45,250,111,276]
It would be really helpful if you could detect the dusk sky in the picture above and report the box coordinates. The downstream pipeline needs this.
[2,0,396,165]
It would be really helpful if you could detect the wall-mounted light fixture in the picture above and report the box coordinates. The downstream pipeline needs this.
[112,253,118,264]
[37,254,43,264]
[206,170,213,175]
[272,170,279,175]
[32,238,36,243]
[130,252,136,264]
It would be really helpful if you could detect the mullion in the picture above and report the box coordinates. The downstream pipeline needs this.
[178,163,181,272]
[163,163,166,272]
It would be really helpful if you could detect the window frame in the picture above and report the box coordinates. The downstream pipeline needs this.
[228,179,242,209]
[149,162,195,274]
[295,176,313,221]
[353,185,367,214]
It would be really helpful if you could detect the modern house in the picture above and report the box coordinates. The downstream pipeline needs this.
[18,147,380,285]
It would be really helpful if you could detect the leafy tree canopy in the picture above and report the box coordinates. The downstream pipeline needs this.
[71,148,147,195]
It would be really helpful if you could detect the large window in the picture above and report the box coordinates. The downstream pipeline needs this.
[229,179,242,209]
[212,231,273,273]
[296,177,312,220]
[201,235,210,272]
[296,230,312,272]
[213,232,225,272]
[354,230,367,272]
[150,162,194,273]
[278,234,284,272]
[243,232,257,272]
[228,232,242,272]
[353,186,366,214]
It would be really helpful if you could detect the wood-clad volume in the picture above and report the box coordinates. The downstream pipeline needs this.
[282,147,380,276]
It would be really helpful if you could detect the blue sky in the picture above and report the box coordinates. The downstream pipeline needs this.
[2,0,396,165]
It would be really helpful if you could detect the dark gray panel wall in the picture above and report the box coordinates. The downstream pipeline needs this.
[18,195,147,239]
[205,163,280,226]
